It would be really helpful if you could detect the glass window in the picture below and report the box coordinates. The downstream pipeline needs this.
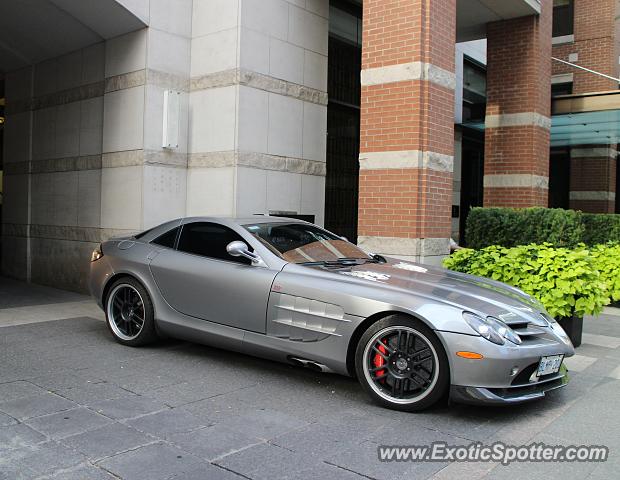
[151,226,180,248]
[552,82,573,97]
[553,0,574,37]
[177,222,251,265]
[462,58,487,123]
[329,4,362,47]
[243,222,370,264]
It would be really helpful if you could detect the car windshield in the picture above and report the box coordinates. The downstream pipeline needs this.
[243,222,372,264]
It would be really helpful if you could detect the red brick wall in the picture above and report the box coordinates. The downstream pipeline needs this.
[486,15,551,116]
[569,199,615,211]
[362,0,455,72]
[569,154,617,213]
[484,126,551,177]
[484,187,551,208]
[358,168,453,239]
[358,0,456,242]
[570,156,617,191]
[359,81,454,156]
[552,0,617,93]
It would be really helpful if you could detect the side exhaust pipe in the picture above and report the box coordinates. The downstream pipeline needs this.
[287,356,332,373]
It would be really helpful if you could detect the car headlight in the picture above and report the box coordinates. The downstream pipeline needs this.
[462,312,522,346]
[487,316,522,345]
[91,244,104,262]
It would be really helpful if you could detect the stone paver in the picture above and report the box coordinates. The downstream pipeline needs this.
[1,277,620,479]
[88,395,169,421]
[0,424,47,452]
[61,423,154,460]
[24,407,112,439]
[563,353,597,372]
[125,408,208,438]
[97,442,209,480]
[582,332,620,349]
[167,424,263,461]
[0,393,77,421]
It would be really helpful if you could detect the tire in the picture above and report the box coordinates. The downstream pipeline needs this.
[105,277,158,347]
[355,314,449,412]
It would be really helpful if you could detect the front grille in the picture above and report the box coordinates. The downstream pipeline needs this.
[511,361,566,387]
[490,374,567,400]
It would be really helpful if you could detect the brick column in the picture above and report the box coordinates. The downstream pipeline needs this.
[569,147,617,213]
[484,1,552,207]
[357,0,456,264]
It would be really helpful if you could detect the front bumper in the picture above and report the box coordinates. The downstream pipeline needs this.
[439,327,574,405]
[450,365,569,405]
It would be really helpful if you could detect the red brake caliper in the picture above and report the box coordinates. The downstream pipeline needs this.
[373,340,388,382]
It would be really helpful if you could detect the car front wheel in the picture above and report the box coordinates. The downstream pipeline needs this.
[355,314,449,411]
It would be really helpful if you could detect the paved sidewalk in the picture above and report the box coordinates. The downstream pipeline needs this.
[1,277,619,479]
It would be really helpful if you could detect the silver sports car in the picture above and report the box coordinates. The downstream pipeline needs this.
[90,216,574,411]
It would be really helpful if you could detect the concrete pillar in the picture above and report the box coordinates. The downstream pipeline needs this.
[357,0,456,264]
[483,0,552,207]
[2,1,193,292]
[187,0,328,225]
[102,0,192,234]
[1,66,33,281]
[2,45,109,291]
[569,146,617,213]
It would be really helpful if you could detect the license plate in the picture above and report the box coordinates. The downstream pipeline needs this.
[537,355,564,376]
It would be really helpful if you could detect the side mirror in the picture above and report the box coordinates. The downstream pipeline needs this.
[226,241,262,265]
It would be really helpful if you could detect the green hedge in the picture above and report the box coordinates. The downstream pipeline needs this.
[443,243,614,318]
[582,214,620,246]
[465,207,620,249]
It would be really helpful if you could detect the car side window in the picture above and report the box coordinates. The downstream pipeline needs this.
[151,226,180,249]
[177,222,252,265]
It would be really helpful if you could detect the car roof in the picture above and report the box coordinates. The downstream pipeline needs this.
[183,216,309,225]
[126,216,311,244]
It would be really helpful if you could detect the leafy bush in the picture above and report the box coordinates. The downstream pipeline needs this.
[582,214,620,246]
[589,243,620,302]
[465,207,585,249]
[443,244,609,318]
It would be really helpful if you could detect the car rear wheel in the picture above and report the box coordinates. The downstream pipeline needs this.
[105,278,158,346]
[355,314,449,411]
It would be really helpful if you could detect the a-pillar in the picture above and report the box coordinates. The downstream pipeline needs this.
[484,1,552,207]
[569,146,617,213]
[357,0,456,264]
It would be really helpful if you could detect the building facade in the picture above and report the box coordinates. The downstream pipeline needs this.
[549,0,619,214]
[0,0,618,292]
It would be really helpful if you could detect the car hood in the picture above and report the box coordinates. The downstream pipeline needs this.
[321,258,548,325]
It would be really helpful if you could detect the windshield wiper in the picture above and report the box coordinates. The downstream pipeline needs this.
[300,257,379,266]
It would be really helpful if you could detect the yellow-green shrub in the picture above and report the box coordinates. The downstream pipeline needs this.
[443,244,610,318]
[589,243,620,302]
